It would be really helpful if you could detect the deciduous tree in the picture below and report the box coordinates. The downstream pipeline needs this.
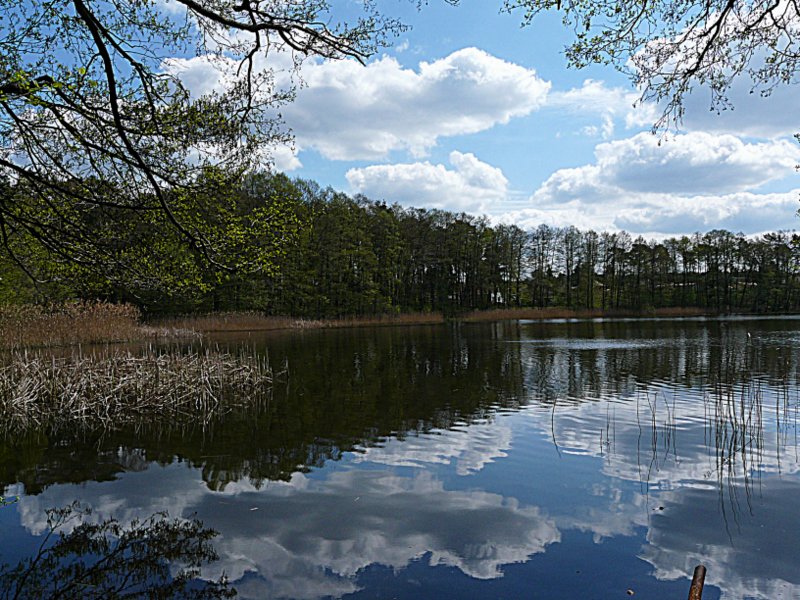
[0,0,401,288]
[503,0,800,127]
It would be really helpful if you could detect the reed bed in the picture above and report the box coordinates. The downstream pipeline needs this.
[0,347,273,432]
[0,302,200,350]
[155,312,298,332]
[302,312,445,329]
[461,306,708,322]
[155,311,445,333]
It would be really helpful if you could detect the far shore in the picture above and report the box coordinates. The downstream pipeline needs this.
[153,306,719,335]
[2,302,792,351]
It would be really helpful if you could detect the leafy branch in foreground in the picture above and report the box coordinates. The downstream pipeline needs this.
[0,0,401,286]
[503,0,800,128]
[0,503,235,599]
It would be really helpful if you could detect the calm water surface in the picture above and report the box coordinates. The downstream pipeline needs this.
[2,318,800,599]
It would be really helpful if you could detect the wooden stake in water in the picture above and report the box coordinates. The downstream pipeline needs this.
[687,565,706,600]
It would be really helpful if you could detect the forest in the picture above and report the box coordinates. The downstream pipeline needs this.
[2,172,799,318]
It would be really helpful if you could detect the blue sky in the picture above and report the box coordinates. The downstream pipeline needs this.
[166,0,800,238]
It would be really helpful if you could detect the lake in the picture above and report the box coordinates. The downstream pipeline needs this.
[2,317,799,599]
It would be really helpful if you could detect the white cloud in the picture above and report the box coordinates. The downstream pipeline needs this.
[504,132,800,236]
[269,144,302,172]
[589,132,797,195]
[287,48,550,160]
[612,190,800,234]
[505,187,800,237]
[548,79,659,138]
[163,55,239,97]
[346,151,509,212]
[153,0,189,17]
[627,8,800,140]
[551,75,800,141]
[680,79,800,138]
[165,48,550,161]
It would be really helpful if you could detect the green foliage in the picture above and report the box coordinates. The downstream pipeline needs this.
[503,0,800,128]
[1,0,401,287]
[4,172,800,317]
[1,170,301,303]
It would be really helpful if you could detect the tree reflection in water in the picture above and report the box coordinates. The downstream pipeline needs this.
[0,504,234,599]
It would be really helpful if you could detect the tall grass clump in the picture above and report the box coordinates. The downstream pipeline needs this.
[461,306,708,322]
[156,311,445,333]
[155,312,298,333]
[0,347,273,432]
[0,302,143,350]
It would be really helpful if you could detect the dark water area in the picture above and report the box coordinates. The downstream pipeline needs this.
[2,318,800,598]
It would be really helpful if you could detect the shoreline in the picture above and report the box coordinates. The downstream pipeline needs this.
[3,302,798,350]
[155,306,762,333]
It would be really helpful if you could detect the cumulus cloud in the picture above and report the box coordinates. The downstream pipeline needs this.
[547,132,798,197]
[286,48,549,159]
[269,144,302,172]
[627,21,799,139]
[609,133,795,193]
[508,131,800,236]
[549,79,658,138]
[153,0,189,17]
[163,55,240,97]
[165,48,549,161]
[612,190,800,234]
[346,150,509,212]
[680,79,799,138]
[549,74,800,142]
[506,187,800,237]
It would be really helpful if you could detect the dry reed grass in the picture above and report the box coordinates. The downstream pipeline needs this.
[155,312,297,332]
[156,311,445,333]
[0,302,199,350]
[461,306,708,322]
[0,347,273,432]
[303,312,445,329]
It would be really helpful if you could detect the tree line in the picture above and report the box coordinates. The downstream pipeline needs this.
[4,0,798,308]
[2,173,800,316]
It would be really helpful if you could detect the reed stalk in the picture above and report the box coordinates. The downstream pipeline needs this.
[0,347,273,432]
[461,306,708,322]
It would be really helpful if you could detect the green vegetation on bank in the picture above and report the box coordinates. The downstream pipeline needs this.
[3,174,800,318]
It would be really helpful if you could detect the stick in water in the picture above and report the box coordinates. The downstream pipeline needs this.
[688,564,706,600]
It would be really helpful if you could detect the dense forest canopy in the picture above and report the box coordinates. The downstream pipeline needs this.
[3,0,799,289]
[3,173,799,316]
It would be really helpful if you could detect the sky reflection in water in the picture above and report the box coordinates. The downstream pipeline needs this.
[2,319,800,599]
